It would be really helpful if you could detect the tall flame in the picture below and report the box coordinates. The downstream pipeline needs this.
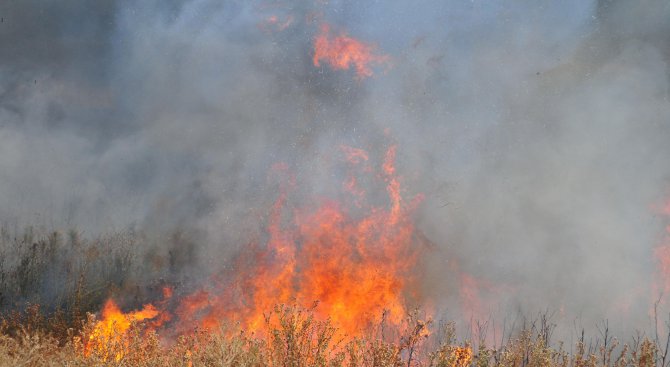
[85,145,424,351]
[176,145,423,336]
[313,23,390,79]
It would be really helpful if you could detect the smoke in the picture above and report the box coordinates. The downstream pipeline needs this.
[1,0,670,335]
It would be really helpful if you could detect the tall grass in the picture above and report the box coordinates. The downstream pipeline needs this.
[2,227,670,366]
[1,302,669,366]
[0,226,198,319]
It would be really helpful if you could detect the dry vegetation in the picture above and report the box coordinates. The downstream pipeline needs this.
[1,304,669,367]
[2,228,670,366]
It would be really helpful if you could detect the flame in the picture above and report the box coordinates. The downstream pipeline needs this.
[453,346,473,367]
[313,23,390,79]
[84,299,160,361]
[176,145,424,337]
[83,144,425,353]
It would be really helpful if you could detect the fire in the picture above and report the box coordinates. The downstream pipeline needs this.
[82,144,425,358]
[176,145,424,337]
[313,23,390,79]
[432,344,473,367]
[453,346,473,367]
[84,299,160,361]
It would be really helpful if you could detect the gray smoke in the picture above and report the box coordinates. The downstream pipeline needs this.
[1,0,670,337]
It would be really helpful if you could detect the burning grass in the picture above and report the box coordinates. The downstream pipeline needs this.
[1,303,670,366]
[2,226,670,366]
[169,145,424,338]
[2,146,670,366]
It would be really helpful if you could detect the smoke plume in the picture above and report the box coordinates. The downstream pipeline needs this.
[1,0,670,337]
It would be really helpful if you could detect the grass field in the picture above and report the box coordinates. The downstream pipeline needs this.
[0,300,667,366]
[1,227,669,367]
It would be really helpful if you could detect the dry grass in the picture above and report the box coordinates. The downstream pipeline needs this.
[2,227,670,366]
[0,303,669,367]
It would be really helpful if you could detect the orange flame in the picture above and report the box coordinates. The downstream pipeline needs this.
[84,299,160,361]
[85,145,425,349]
[453,346,473,367]
[176,145,423,337]
[313,23,390,79]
